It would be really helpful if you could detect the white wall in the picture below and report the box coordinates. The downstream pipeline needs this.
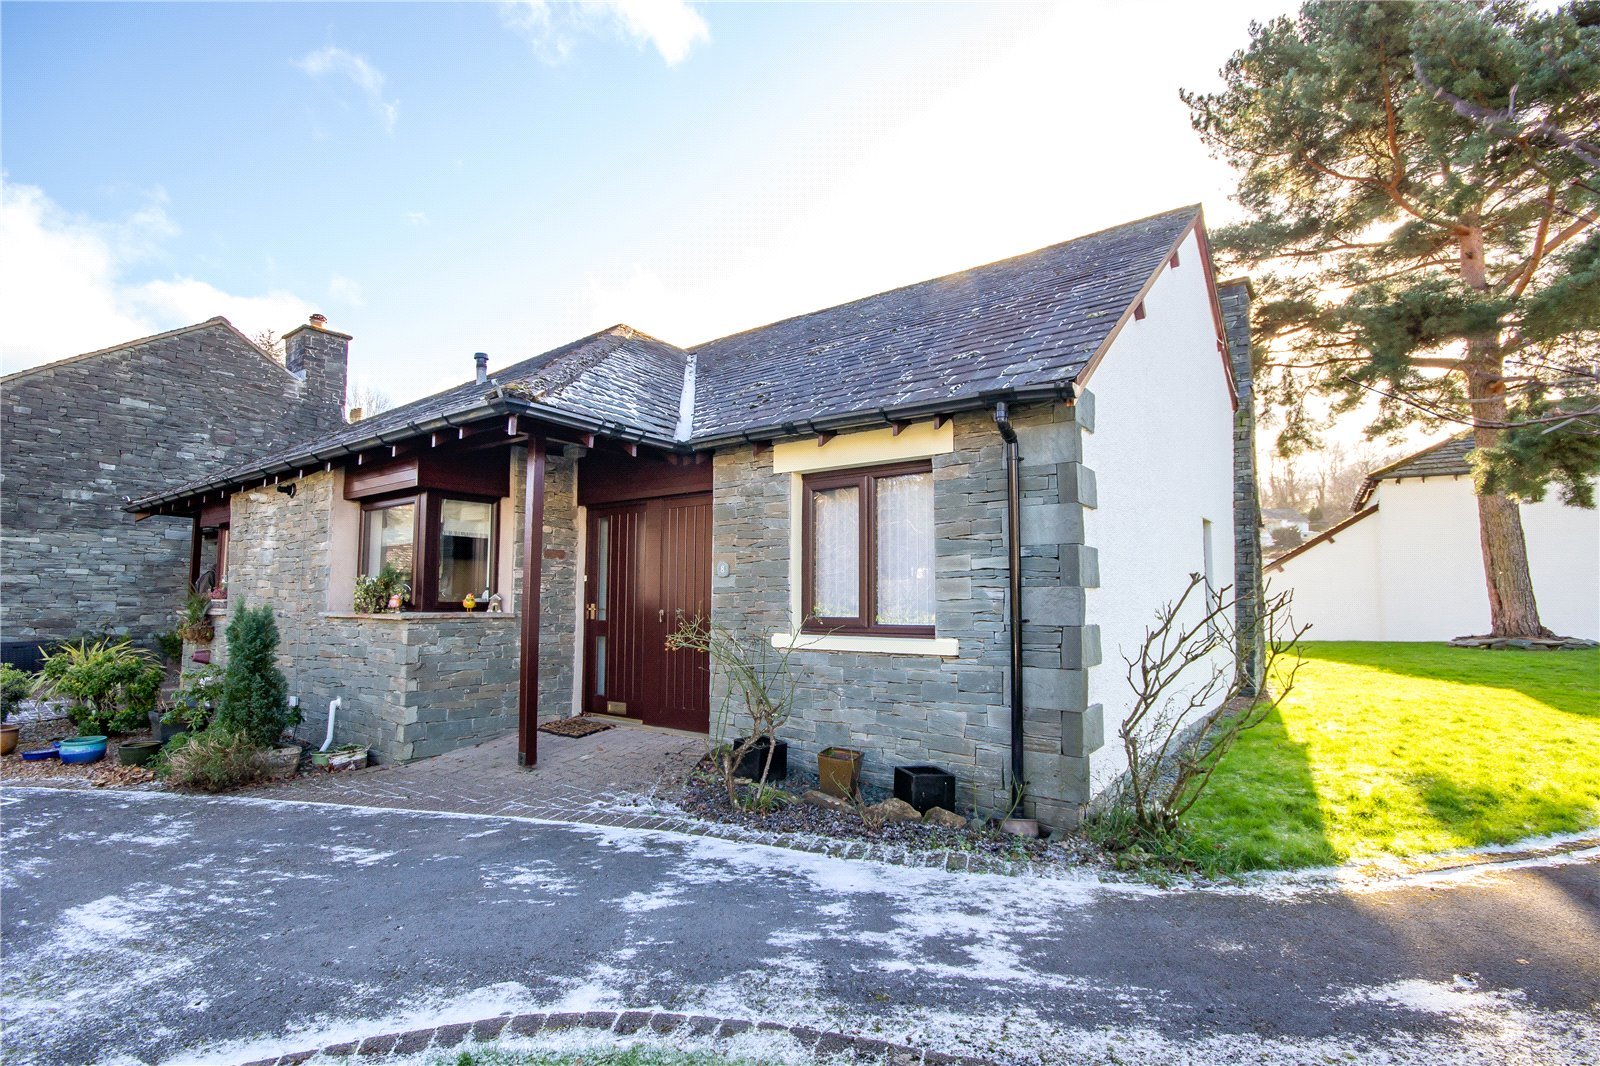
[1082,227,1239,795]
[1274,474,1599,641]
[1263,510,1382,641]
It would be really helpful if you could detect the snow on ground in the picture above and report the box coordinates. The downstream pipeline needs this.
[6,787,1598,1066]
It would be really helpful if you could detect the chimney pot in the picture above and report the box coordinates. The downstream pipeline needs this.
[349,407,364,422]
[474,352,489,385]
[310,313,328,329]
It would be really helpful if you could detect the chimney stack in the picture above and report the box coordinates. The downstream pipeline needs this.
[284,313,351,420]
[474,352,489,385]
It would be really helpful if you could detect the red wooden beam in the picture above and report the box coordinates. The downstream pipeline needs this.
[1170,250,1180,268]
[817,431,836,447]
[517,438,547,767]
[507,414,520,436]
[890,421,910,436]
[932,414,949,431]
[1134,300,1147,321]
[187,515,202,592]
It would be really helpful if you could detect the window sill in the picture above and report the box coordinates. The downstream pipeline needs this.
[769,632,959,657]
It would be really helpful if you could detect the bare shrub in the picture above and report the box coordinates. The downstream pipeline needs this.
[666,615,807,810]
[1110,573,1309,835]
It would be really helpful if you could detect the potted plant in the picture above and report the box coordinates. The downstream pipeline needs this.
[353,563,411,614]
[176,589,215,645]
[817,746,863,799]
[32,638,164,738]
[0,663,30,756]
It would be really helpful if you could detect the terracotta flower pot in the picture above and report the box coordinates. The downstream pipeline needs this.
[0,723,19,757]
[817,747,863,799]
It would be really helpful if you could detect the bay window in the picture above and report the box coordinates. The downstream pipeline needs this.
[802,460,935,636]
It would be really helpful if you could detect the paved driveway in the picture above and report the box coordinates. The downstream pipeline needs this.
[2,787,1596,1065]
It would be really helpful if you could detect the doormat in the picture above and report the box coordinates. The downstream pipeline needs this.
[538,716,617,739]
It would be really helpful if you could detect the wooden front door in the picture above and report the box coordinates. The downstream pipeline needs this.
[582,493,711,732]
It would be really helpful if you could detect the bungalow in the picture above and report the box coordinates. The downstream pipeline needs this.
[130,205,1252,828]
[1266,436,1599,642]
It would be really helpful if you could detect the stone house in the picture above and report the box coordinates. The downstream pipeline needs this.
[132,206,1252,827]
[1,316,349,663]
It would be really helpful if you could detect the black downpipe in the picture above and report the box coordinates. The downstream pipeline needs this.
[993,403,1025,813]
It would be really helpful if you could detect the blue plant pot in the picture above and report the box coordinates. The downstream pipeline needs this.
[59,736,107,764]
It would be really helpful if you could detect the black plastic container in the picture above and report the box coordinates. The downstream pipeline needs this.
[734,737,788,781]
[894,764,956,813]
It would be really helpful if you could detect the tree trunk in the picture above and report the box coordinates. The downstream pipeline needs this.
[1460,225,1551,638]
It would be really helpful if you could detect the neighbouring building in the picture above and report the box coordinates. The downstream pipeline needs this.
[1,316,349,662]
[131,206,1249,828]
[1266,436,1599,641]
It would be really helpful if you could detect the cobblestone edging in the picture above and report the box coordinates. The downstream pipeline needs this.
[571,800,1065,879]
[235,1009,994,1065]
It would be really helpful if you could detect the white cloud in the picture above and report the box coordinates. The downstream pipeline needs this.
[402,211,429,226]
[0,180,312,375]
[500,0,709,66]
[328,274,366,307]
[293,45,399,132]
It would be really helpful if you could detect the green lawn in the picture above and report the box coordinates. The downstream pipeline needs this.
[1187,642,1600,871]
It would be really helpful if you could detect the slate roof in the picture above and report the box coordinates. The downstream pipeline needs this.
[1353,434,1473,508]
[689,206,1202,442]
[134,325,690,509]
[131,205,1216,511]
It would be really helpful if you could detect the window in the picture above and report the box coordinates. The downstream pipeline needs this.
[437,498,494,604]
[363,499,417,580]
[802,461,935,635]
[360,493,497,611]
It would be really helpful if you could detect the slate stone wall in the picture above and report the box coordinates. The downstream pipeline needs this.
[0,319,347,648]
[709,404,1098,828]
[1219,282,1264,693]
[213,451,577,764]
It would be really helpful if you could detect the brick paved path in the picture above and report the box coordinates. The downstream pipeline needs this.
[240,725,704,822]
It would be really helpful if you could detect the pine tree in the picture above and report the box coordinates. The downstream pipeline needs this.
[1184,1,1600,637]
[218,601,296,746]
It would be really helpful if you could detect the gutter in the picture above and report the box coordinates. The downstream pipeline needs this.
[688,381,1077,451]
[993,402,1026,815]
[126,393,684,514]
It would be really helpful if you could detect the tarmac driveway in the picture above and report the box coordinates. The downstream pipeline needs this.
[2,786,1596,1065]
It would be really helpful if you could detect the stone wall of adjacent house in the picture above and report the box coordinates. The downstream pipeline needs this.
[1220,281,1264,692]
[211,449,578,763]
[0,319,347,650]
[710,404,1097,827]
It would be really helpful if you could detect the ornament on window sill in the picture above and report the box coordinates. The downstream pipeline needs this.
[388,593,403,612]
[488,594,503,613]
[462,593,477,612]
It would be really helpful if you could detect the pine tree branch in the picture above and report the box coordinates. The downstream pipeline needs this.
[1413,54,1600,171]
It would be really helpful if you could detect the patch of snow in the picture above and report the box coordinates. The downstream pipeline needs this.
[318,843,397,867]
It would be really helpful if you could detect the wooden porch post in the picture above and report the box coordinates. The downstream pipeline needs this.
[188,515,202,592]
[517,437,547,766]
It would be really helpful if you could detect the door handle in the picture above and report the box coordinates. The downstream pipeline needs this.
[658,608,665,623]
[586,603,597,620]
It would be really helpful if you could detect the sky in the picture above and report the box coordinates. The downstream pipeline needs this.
[1,0,1296,406]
